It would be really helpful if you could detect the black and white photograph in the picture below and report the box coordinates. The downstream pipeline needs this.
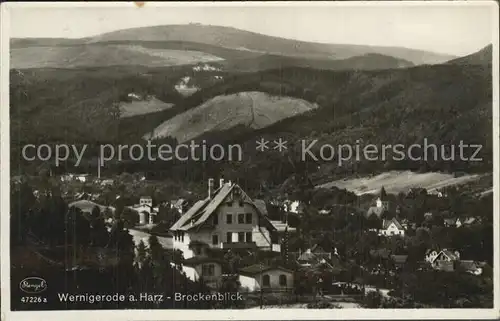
[1,1,499,320]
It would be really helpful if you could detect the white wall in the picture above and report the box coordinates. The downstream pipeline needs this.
[183,266,198,281]
[239,270,293,293]
[380,223,404,236]
[239,275,260,292]
[211,203,272,248]
[182,263,222,289]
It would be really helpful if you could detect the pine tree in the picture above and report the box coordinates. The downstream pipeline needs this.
[135,240,148,268]
[380,186,387,200]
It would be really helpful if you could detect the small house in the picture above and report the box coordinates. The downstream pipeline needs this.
[182,256,223,289]
[238,265,293,293]
[379,218,405,237]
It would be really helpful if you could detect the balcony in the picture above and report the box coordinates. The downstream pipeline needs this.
[222,242,257,249]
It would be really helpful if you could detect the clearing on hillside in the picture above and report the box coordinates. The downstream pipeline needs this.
[144,91,318,143]
[10,44,224,69]
[317,171,483,195]
[119,97,174,118]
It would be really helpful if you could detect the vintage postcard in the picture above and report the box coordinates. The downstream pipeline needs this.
[1,1,499,320]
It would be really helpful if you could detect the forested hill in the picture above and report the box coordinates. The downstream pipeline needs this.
[10,58,492,182]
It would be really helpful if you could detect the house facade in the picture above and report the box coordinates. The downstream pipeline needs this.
[379,218,405,237]
[182,257,224,289]
[429,249,460,271]
[426,249,483,274]
[238,265,294,292]
[129,196,159,225]
[170,179,280,259]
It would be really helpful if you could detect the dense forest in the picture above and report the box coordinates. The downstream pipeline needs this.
[10,60,492,187]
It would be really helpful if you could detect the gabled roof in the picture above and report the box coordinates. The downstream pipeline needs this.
[172,199,186,207]
[239,264,293,276]
[433,249,460,262]
[366,206,385,218]
[382,218,404,230]
[269,220,296,233]
[444,217,458,225]
[170,183,276,232]
[298,251,317,262]
[170,199,210,231]
[253,199,268,216]
[311,244,327,253]
[463,217,477,225]
[183,256,224,267]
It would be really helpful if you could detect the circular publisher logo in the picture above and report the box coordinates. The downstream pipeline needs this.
[19,277,47,294]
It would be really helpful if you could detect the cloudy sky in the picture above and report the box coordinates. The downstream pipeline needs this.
[7,2,497,56]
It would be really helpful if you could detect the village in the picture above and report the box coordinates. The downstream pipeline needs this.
[10,170,493,309]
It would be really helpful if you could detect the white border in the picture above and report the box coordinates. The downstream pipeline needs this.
[1,1,499,320]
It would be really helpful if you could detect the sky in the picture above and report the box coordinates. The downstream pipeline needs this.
[7,2,497,56]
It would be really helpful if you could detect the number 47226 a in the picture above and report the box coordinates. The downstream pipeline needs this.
[21,296,47,303]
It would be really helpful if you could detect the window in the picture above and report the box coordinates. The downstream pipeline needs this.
[226,214,232,224]
[212,234,219,245]
[202,264,215,276]
[262,274,270,286]
[279,274,287,286]
[226,232,232,243]
[209,264,215,276]
[213,214,218,225]
[238,214,245,224]
[246,232,252,243]
[238,232,245,242]
[245,213,252,224]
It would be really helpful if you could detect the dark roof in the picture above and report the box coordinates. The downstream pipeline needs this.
[189,240,210,248]
[223,242,257,250]
[391,255,408,264]
[437,260,455,272]
[239,264,293,276]
[311,244,327,253]
[458,260,478,271]
[183,256,224,267]
[369,248,392,259]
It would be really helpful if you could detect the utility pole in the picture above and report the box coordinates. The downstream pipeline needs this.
[260,262,263,309]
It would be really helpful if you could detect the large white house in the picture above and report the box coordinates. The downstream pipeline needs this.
[170,179,286,259]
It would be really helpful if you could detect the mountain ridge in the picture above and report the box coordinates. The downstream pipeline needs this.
[11,24,456,66]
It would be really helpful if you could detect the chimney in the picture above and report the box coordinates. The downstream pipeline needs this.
[219,178,224,188]
[208,178,215,198]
